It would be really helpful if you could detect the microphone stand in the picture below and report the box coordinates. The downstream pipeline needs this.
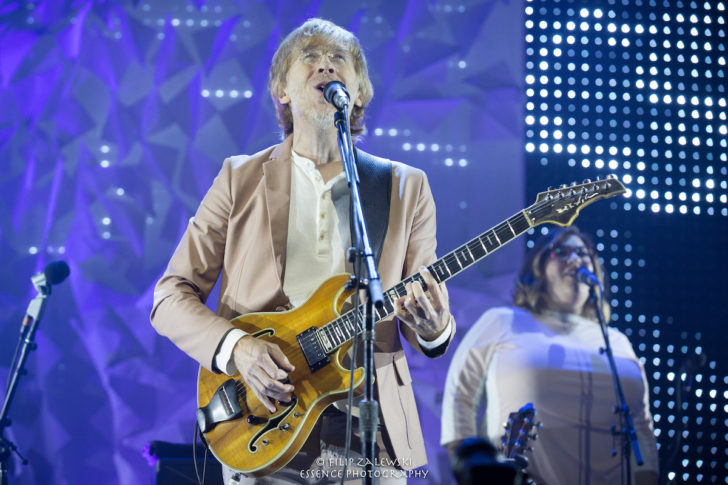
[332,108,385,485]
[0,276,53,484]
[589,283,643,485]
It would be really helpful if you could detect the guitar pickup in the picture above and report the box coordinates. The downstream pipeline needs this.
[297,327,330,372]
[197,379,243,433]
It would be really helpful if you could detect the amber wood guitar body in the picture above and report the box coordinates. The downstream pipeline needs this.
[197,274,363,476]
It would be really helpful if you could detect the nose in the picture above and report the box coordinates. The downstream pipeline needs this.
[317,56,334,74]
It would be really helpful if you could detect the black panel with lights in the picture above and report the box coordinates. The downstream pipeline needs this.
[525,1,727,483]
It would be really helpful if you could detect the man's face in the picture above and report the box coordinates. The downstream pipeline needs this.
[278,40,361,129]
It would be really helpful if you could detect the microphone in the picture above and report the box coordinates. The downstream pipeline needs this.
[574,267,601,288]
[31,260,70,294]
[322,81,350,110]
[44,260,70,285]
[24,260,70,328]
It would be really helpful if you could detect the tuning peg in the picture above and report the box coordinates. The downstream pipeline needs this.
[582,178,591,184]
[559,184,568,189]
[570,181,577,186]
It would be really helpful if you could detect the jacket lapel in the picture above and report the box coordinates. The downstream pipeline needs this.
[262,137,293,289]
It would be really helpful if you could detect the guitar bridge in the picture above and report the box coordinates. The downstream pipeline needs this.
[297,327,330,372]
[197,379,243,433]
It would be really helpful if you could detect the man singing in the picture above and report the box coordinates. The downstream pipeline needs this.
[151,18,455,484]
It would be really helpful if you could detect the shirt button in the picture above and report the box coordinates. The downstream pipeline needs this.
[320,213,326,219]
[319,234,325,240]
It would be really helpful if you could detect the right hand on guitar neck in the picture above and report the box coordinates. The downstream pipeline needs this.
[233,336,295,413]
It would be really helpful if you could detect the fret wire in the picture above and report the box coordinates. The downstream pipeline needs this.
[315,327,329,352]
[345,314,355,334]
[452,251,464,269]
[323,327,333,353]
[494,222,511,239]
[505,218,517,237]
[476,235,488,253]
[327,325,338,347]
[340,320,351,340]
[335,324,345,342]
[325,325,335,347]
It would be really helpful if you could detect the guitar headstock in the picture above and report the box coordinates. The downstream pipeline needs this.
[528,175,626,227]
[500,402,540,465]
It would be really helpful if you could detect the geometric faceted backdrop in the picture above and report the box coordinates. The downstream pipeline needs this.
[0,1,522,483]
[2,0,724,484]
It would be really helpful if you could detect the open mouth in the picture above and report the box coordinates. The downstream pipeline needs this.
[315,82,326,91]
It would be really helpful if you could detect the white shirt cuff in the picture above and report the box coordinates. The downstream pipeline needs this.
[214,329,248,376]
[416,314,454,350]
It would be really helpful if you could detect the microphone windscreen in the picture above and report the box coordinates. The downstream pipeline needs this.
[323,81,347,105]
[44,260,70,285]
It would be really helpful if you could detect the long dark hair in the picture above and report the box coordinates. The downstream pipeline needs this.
[513,226,609,321]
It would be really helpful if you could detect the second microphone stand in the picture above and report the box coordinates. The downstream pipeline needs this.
[332,108,384,485]
[590,282,643,485]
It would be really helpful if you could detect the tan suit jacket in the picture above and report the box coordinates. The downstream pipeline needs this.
[151,136,453,469]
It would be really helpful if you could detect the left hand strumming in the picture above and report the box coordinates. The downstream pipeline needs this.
[394,266,451,341]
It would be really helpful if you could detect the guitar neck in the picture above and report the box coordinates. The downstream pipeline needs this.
[316,207,538,353]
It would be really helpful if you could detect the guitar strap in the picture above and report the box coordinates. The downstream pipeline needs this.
[350,148,392,264]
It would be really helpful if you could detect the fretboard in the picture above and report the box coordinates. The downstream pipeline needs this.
[315,207,538,354]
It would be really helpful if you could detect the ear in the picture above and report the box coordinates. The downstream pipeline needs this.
[275,81,290,104]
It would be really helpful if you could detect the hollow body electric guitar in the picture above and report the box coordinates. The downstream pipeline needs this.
[196,176,626,476]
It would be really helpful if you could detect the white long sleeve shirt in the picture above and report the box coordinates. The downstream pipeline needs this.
[441,306,658,485]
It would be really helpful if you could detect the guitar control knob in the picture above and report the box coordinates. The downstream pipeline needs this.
[279,423,291,431]
[247,415,267,425]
